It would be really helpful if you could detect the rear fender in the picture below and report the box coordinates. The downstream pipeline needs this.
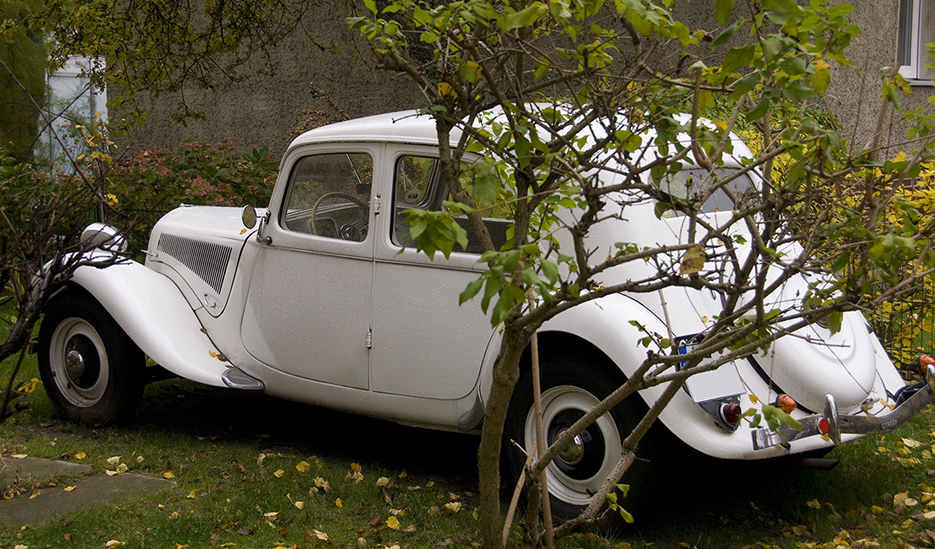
[65,257,230,387]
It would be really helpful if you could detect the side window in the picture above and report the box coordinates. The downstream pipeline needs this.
[281,153,373,242]
[392,155,512,253]
[655,168,758,216]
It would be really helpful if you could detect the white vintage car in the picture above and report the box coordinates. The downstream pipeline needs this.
[38,110,935,516]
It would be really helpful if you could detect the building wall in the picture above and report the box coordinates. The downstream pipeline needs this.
[122,1,934,159]
[122,1,425,157]
[823,0,935,156]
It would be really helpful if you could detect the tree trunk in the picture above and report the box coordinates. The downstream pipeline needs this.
[477,322,528,548]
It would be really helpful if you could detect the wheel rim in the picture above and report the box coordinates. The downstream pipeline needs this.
[524,385,622,507]
[48,317,109,407]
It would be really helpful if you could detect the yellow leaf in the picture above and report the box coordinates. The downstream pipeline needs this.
[444,502,462,513]
[806,499,820,509]
[386,516,400,530]
[29,489,40,499]
[296,461,310,473]
[75,452,87,460]
[313,530,328,540]
[438,82,457,98]
[106,470,118,477]
[64,485,76,492]
[187,490,197,499]
[377,477,390,487]
[872,505,885,514]
[10,454,26,459]
[426,481,434,488]
[176,545,189,549]
[336,498,343,507]
[104,541,125,547]
[274,469,284,478]
[264,511,278,522]
[749,395,759,404]
[351,463,361,472]
[115,463,128,474]
[924,510,935,519]
[294,501,304,510]
[163,472,175,479]
[106,456,121,465]
[904,438,923,448]
[679,245,707,275]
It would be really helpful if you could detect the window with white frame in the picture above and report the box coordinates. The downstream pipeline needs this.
[898,0,935,82]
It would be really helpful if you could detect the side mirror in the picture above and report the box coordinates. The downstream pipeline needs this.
[242,205,258,229]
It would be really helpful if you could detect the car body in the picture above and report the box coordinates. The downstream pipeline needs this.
[38,110,935,516]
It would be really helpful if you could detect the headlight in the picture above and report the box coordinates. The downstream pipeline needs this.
[80,222,127,253]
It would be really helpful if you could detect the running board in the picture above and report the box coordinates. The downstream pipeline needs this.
[222,367,265,391]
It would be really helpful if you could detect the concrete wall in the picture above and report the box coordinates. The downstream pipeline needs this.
[122,1,425,157]
[821,0,935,156]
[122,1,934,159]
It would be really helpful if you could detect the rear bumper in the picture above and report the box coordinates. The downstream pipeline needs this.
[752,366,935,451]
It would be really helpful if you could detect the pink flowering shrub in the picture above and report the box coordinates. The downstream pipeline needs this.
[106,141,278,248]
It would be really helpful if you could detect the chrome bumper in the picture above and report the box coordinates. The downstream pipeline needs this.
[752,366,935,451]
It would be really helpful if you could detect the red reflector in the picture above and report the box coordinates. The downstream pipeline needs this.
[721,403,742,427]
[818,417,830,435]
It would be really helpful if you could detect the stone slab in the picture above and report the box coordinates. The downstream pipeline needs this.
[0,456,174,526]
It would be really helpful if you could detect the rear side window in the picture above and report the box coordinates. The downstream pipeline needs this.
[392,155,511,253]
[657,168,758,214]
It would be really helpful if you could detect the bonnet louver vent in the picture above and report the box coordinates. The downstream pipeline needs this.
[157,234,231,293]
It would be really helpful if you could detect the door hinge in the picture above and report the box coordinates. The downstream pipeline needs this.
[373,195,382,214]
[365,329,373,349]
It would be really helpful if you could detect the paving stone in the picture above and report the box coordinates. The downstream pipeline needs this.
[0,456,174,526]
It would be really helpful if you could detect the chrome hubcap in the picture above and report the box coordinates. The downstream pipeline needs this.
[65,349,85,377]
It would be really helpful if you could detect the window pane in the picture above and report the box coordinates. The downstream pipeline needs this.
[657,168,758,214]
[282,153,373,241]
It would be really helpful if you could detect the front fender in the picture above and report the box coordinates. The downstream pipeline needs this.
[67,256,230,387]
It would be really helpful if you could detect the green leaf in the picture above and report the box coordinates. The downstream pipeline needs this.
[363,0,377,14]
[459,278,484,305]
[713,0,735,26]
[502,3,544,31]
[722,44,755,73]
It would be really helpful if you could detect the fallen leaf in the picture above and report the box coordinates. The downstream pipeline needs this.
[377,477,390,487]
[296,461,310,473]
[75,452,86,460]
[336,498,343,508]
[264,512,278,522]
[10,454,26,459]
[806,499,821,509]
[294,501,304,510]
[104,541,125,547]
[386,516,400,530]
[274,469,284,478]
[64,486,76,492]
[29,489,40,499]
[106,456,121,465]
[313,530,329,540]
[164,472,175,479]
[187,490,197,499]
[444,502,462,513]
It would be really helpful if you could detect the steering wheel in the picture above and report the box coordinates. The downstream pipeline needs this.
[310,192,370,240]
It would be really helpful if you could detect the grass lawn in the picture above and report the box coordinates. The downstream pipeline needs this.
[3,354,935,549]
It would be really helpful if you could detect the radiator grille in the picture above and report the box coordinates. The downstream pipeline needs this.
[157,234,231,293]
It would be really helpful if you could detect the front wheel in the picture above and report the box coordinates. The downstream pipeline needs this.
[38,293,145,424]
[503,355,654,521]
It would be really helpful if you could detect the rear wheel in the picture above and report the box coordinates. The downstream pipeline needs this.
[39,293,145,424]
[503,354,653,521]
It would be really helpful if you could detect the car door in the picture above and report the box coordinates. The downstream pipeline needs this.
[369,150,502,400]
[241,147,379,389]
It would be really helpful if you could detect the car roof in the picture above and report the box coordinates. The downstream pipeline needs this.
[288,110,454,149]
